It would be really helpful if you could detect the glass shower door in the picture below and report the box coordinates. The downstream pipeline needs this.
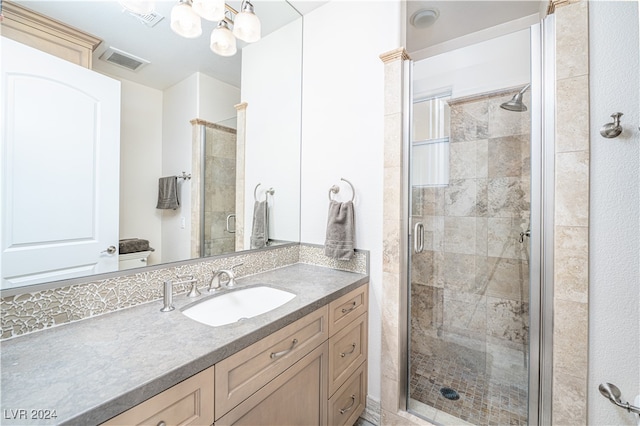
[407,30,533,426]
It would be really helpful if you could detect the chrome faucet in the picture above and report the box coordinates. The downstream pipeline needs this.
[161,275,198,312]
[207,263,243,292]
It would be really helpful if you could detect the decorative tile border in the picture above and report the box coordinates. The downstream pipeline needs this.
[299,244,368,274]
[0,243,368,340]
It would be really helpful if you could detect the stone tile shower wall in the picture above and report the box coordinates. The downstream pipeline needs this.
[203,124,237,256]
[410,89,531,384]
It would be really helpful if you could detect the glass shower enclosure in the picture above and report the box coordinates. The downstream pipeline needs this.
[407,26,535,426]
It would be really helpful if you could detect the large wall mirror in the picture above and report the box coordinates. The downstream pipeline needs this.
[0,0,302,291]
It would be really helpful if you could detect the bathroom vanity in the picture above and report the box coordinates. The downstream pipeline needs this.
[104,284,367,426]
[0,264,368,426]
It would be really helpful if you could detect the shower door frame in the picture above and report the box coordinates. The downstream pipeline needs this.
[403,16,556,425]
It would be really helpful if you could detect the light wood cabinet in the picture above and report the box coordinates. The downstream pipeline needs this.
[100,284,368,426]
[328,285,368,337]
[101,366,214,426]
[328,312,368,397]
[0,1,101,69]
[215,306,328,418]
[327,362,367,426]
[216,285,369,425]
[216,343,329,426]
[326,286,368,424]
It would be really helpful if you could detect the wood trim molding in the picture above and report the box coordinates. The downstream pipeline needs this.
[189,118,237,134]
[379,47,410,64]
[234,102,248,111]
[1,0,101,68]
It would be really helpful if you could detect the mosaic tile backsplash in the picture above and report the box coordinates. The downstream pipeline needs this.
[1,244,368,340]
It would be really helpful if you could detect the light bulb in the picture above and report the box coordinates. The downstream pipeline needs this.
[192,0,225,22]
[210,21,237,56]
[232,1,261,43]
[170,1,202,39]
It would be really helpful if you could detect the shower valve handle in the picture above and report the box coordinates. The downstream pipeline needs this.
[519,230,531,243]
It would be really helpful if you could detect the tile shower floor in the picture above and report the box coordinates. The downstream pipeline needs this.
[409,350,528,426]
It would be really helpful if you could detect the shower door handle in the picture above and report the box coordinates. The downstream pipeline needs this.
[226,214,236,234]
[414,222,424,253]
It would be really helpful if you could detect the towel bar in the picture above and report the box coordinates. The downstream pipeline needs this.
[329,178,355,202]
[254,183,275,202]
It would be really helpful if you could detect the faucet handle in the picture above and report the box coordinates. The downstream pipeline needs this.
[187,280,201,298]
[208,270,223,293]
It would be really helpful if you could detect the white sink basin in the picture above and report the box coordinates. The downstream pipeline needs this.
[182,286,296,327]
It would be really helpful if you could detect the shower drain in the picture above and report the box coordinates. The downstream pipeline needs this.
[440,387,460,401]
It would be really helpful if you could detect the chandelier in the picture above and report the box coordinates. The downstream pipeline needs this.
[119,0,261,57]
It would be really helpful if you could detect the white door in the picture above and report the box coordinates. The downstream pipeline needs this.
[0,37,120,290]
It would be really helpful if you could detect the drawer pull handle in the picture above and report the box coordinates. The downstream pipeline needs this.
[339,395,356,414]
[341,301,357,314]
[270,338,298,359]
[340,343,357,357]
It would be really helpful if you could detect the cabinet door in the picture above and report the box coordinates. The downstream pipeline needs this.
[216,343,328,426]
[215,307,328,417]
[101,367,214,426]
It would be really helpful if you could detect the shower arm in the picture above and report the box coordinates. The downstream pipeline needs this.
[519,83,531,95]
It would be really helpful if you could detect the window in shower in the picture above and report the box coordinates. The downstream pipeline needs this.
[412,94,451,187]
[408,28,532,426]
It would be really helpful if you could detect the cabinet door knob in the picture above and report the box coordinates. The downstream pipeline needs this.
[157,421,166,426]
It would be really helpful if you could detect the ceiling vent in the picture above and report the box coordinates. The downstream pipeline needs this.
[99,47,150,72]
[128,10,164,28]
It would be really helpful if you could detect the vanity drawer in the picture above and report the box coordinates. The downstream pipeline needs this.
[327,362,367,426]
[101,366,214,426]
[328,312,368,397]
[328,284,368,337]
[215,306,328,419]
[216,342,328,426]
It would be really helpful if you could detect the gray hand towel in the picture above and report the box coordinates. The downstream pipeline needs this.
[156,176,180,210]
[250,200,269,249]
[324,200,355,260]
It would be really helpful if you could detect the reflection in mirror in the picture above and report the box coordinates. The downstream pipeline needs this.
[0,0,303,291]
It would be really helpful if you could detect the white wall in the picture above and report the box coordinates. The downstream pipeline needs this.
[241,19,303,247]
[300,0,402,403]
[413,28,531,99]
[162,74,198,263]
[197,73,240,125]
[119,79,163,265]
[588,2,640,425]
[161,73,240,263]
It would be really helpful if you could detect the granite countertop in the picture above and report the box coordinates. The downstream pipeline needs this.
[0,264,368,426]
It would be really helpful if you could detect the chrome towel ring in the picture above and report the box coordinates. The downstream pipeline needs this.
[254,183,275,202]
[329,178,355,202]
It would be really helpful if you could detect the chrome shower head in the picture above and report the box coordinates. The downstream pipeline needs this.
[598,383,622,404]
[500,84,530,112]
